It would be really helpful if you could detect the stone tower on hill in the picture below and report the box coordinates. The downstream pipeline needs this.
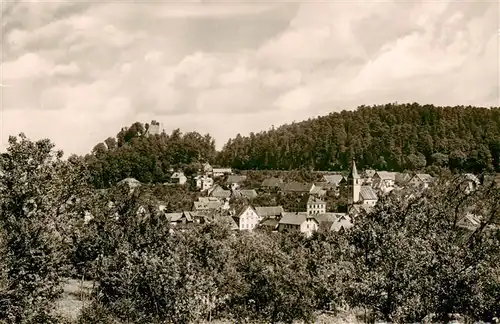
[146,120,160,136]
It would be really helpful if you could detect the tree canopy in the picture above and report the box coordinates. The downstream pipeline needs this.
[217,103,500,173]
[85,122,217,188]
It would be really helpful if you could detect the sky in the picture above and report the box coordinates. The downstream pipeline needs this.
[1,0,499,155]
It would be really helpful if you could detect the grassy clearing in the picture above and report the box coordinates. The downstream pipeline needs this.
[55,278,94,320]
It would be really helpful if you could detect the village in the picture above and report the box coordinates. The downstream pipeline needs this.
[113,159,489,237]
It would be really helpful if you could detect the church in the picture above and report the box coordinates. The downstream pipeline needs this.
[346,159,378,214]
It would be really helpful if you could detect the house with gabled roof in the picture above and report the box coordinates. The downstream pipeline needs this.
[395,172,412,186]
[202,162,213,174]
[409,173,434,189]
[233,205,261,231]
[261,177,284,191]
[193,197,223,212]
[348,204,374,217]
[171,171,187,185]
[254,206,284,219]
[359,186,378,206]
[310,185,327,197]
[259,217,280,231]
[232,189,258,200]
[372,171,397,189]
[278,212,319,237]
[194,175,214,192]
[209,185,231,199]
[307,196,326,215]
[226,175,247,190]
[323,174,346,186]
[164,211,194,226]
[213,215,239,231]
[315,213,353,232]
[280,182,315,195]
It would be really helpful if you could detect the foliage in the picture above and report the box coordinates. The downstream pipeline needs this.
[218,104,500,173]
[86,123,217,188]
[347,175,500,323]
[0,134,90,323]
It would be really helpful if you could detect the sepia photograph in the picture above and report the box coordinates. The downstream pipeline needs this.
[0,0,499,323]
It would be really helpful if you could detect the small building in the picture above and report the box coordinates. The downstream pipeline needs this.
[212,168,233,177]
[460,173,480,193]
[233,205,261,231]
[255,206,284,231]
[164,211,194,226]
[278,212,319,237]
[323,174,345,186]
[194,175,214,191]
[310,185,327,197]
[329,214,353,232]
[409,173,434,189]
[395,172,412,186]
[171,172,187,185]
[259,217,280,231]
[255,206,284,219]
[193,197,230,212]
[202,162,213,174]
[362,169,376,185]
[315,213,353,232]
[372,171,397,189]
[226,175,247,190]
[209,185,232,199]
[457,212,481,231]
[145,120,160,136]
[306,196,326,215]
[359,186,378,206]
[232,189,258,200]
[260,177,283,191]
[281,182,314,195]
[117,177,141,190]
[213,215,239,231]
[348,204,374,217]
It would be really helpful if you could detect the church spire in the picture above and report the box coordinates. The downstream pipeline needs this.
[349,158,359,179]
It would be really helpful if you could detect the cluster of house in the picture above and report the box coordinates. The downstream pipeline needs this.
[114,160,494,236]
[159,197,351,237]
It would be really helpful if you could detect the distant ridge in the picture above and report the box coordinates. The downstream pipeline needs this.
[216,103,500,174]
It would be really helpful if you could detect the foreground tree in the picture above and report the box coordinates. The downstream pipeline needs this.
[0,134,90,323]
[347,175,500,323]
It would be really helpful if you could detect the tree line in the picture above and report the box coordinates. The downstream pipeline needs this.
[84,104,500,189]
[1,134,499,323]
[217,103,500,173]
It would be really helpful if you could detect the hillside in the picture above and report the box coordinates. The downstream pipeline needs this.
[217,103,500,173]
[84,122,217,187]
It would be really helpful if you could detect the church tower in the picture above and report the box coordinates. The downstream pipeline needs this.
[347,158,361,204]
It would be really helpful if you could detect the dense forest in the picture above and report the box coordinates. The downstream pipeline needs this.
[218,103,500,173]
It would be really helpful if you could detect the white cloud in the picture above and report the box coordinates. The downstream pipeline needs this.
[2,53,53,80]
[261,69,302,89]
[1,0,498,155]
[53,62,81,76]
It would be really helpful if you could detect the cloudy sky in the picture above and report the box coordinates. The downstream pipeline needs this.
[1,0,499,155]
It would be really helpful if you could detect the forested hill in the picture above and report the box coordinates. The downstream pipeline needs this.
[217,103,500,173]
[85,122,217,187]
